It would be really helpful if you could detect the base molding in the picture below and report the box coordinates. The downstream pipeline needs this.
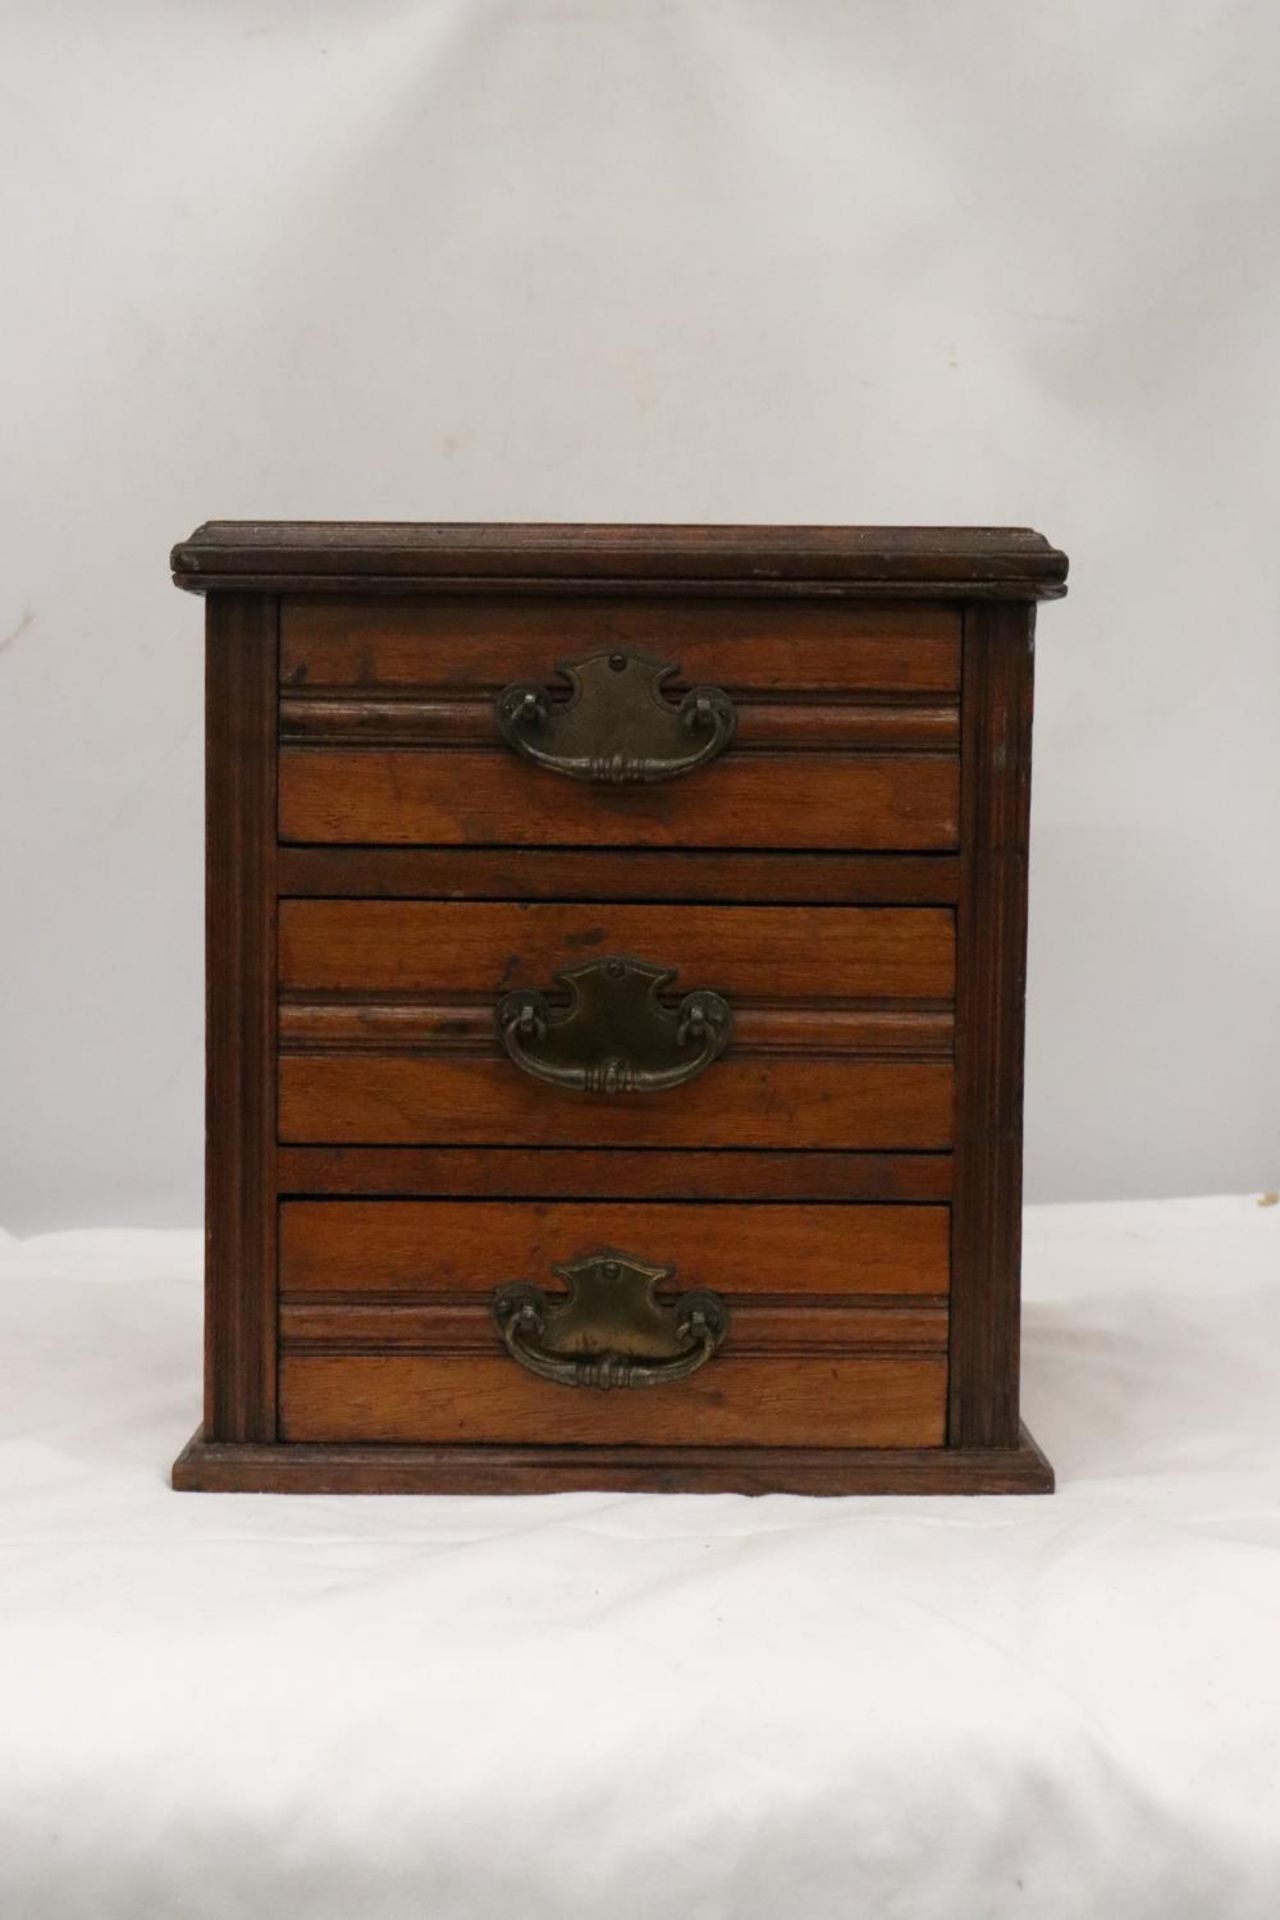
[172,1425,1053,1496]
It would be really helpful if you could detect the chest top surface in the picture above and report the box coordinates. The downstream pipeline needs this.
[171,521,1067,598]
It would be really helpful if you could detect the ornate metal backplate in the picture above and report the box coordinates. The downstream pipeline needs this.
[495,648,736,783]
[492,1251,730,1389]
[496,955,732,1094]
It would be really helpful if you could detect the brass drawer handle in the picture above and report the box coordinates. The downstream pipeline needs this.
[496,648,736,783]
[497,955,732,1094]
[493,1251,729,1390]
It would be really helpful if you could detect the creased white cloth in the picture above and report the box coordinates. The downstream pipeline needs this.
[1,1197,1278,1920]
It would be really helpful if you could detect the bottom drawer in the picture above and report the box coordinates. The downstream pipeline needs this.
[277,1198,951,1451]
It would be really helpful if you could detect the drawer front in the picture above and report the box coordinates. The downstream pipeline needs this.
[278,596,959,851]
[278,1353,947,1447]
[277,901,955,1151]
[279,594,962,692]
[278,1056,952,1149]
[279,1199,952,1298]
[278,749,957,852]
[279,899,956,999]
[278,1199,949,1449]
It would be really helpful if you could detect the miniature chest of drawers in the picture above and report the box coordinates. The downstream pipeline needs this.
[169,523,1067,1496]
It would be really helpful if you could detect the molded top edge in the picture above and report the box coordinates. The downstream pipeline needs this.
[171,522,1068,597]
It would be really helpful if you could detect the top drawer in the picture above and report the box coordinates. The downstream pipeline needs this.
[278,596,960,851]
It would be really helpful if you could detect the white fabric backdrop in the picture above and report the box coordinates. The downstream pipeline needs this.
[1,1196,1278,1918]
[2,1,1278,1229]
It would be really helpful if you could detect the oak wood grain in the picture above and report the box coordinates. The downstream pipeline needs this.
[278,1350,947,1447]
[280,596,960,690]
[278,746,960,850]
[278,1199,951,1298]
[278,901,955,1000]
[278,1055,955,1150]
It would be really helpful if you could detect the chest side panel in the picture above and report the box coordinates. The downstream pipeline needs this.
[204,592,279,1442]
[949,600,1036,1448]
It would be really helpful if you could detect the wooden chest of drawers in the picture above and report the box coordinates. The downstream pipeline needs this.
[169,523,1067,1495]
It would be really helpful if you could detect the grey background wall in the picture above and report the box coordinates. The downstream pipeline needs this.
[3,0,1277,1231]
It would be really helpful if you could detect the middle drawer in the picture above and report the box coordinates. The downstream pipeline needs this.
[278,901,955,1151]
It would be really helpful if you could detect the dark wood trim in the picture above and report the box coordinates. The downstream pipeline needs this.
[172,523,1068,596]
[275,847,962,903]
[948,602,1035,1447]
[204,593,279,1441]
[275,1146,954,1201]
[279,692,960,752]
[180,574,1066,603]
[278,1000,955,1058]
[278,1297,952,1357]
[172,1423,1054,1495]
